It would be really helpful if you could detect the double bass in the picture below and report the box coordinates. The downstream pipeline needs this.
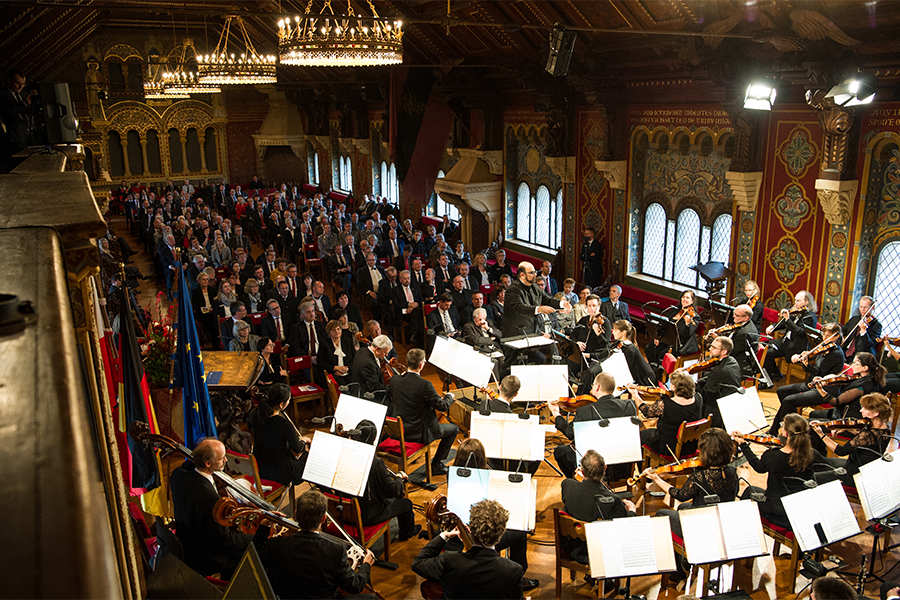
[421,494,474,599]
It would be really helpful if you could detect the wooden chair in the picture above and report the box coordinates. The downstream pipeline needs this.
[324,373,341,416]
[761,516,818,593]
[224,449,289,506]
[285,355,327,419]
[642,414,713,469]
[323,492,391,562]
[661,352,678,383]
[553,509,619,599]
[377,415,432,489]
[302,242,326,281]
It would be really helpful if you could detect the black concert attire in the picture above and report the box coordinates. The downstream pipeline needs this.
[764,309,818,380]
[842,314,882,361]
[738,443,828,529]
[807,373,880,421]
[655,465,738,537]
[170,461,252,577]
[412,535,525,600]
[317,330,357,386]
[735,296,764,331]
[350,346,386,397]
[670,309,700,356]
[257,354,286,388]
[696,355,742,429]
[248,411,307,486]
[553,393,636,480]
[728,320,760,378]
[639,393,703,457]
[358,456,418,539]
[580,238,604,289]
[600,298,630,324]
[768,344,845,436]
[387,371,457,470]
[570,316,612,388]
[561,477,635,563]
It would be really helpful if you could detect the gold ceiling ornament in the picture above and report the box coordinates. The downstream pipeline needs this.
[198,15,277,84]
[144,59,188,99]
[163,39,221,95]
[278,0,403,67]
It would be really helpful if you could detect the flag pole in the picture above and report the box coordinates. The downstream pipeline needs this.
[163,249,182,512]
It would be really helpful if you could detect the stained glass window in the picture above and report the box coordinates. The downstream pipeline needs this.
[535,185,551,247]
[643,203,666,277]
[513,181,564,250]
[711,214,733,265]
[516,182,531,242]
[874,241,900,337]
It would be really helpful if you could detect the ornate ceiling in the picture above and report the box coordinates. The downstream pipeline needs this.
[3,0,900,107]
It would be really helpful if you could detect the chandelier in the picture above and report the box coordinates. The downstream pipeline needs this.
[162,39,221,94]
[144,59,188,99]
[278,0,403,67]
[198,16,277,84]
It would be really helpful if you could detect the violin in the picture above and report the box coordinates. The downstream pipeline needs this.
[773,305,807,329]
[807,372,863,388]
[685,356,721,374]
[811,417,869,431]
[617,384,671,397]
[674,305,697,324]
[877,336,900,345]
[705,322,741,341]
[739,433,783,447]
[479,386,498,399]
[553,395,595,413]
[591,314,605,334]
[627,457,703,486]
[388,357,408,375]
[356,331,371,345]
[797,341,837,365]
[747,295,758,309]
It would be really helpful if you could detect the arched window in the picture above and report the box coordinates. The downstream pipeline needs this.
[338,155,352,192]
[514,181,564,250]
[309,147,319,184]
[874,241,900,336]
[388,163,398,203]
[380,161,388,197]
[641,204,732,288]
[431,169,460,221]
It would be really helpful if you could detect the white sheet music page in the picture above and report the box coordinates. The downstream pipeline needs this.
[598,351,634,396]
[333,394,388,440]
[502,416,540,461]
[717,386,767,435]
[782,481,859,551]
[469,413,505,458]
[680,506,726,564]
[510,365,568,402]
[332,439,376,496]
[302,431,344,490]
[447,467,490,525]
[614,516,659,577]
[573,417,642,465]
[817,480,861,543]
[488,471,535,531]
[855,449,900,520]
[717,500,767,559]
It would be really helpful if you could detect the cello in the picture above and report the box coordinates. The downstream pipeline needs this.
[421,494,474,600]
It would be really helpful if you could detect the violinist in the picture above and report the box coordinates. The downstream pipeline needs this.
[734,279,763,331]
[642,428,737,581]
[841,295,882,360]
[812,392,893,486]
[253,489,375,599]
[734,414,826,530]
[578,319,653,394]
[728,304,760,378]
[387,348,457,476]
[635,371,703,457]
[446,439,538,591]
[169,438,253,578]
[247,383,310,486]
[768,323,846,435]
[882,338,900,394]
[807,352,886,422]
[570,295,612,379]
[763,290,818,384]
[349,334,393,397]
[667,290,700,356]
[691,337,742,430]
[550,373,635,479]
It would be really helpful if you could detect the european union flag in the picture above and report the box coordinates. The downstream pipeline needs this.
[171,259,217,448]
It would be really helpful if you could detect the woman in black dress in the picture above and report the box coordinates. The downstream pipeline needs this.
[611,320,656,386]
[635,371,703,457]
[256,336,287,389]
[191,272,221,348]
[671,290,700,356]
[808,351,886,421]
[247,383,310,486]
[734,414,826,529]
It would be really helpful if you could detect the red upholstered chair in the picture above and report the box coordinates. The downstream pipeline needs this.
[214,266,229,281]
[377,257,390,270]
[552,508,594,599]
[248,312,264,328]
[285,355,326,418]
[377,415,432,489]
[323,492,391,561]
[479,284,495,297]
[661,353,678,382]
[224,449,289,506]
[642,414,712,470]
[302,242,326,281]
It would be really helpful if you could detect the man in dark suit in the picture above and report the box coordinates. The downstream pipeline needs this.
[251,264,275,294]
[227,224,252,256]
[170,439,252,577]
[502,262,570,364]
[460,291,494,326]
[267,280,301,317]
[310,280,333,319]
[436,214,457,239]
[447,275,473,313]
[392,270,424,344]
[356,252,386,317]
[381,228,405,261]
[350,334,393,397]
[388,348,457,475]
[456,262,480,292]
[427,294,462,339]
[539,260,558,296]
[158,234,181,301]
[728,304,760,377]
[393,244,415,274]
[841,295,882,360]
[551,371,638,477]
[254,488,375,598]
[693,336,743,429]
[434,254,454,296]
[560,450,636,563]
[412,499,524,599]
[326,243,353,293]
[463,308,502,350]
[580,226,604,289]
[260,299,292,348]
[220,301,248,349]
[600,284,630,325]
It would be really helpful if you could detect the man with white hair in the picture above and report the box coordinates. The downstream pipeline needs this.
[600,284,630,326]
[350,334,393,396]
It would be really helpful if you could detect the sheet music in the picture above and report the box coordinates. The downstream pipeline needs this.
[333,394,388,440]
[717,386,767,435]
[488,473,535,531]
[782,480,860,551]
[502,418,538,461]
[855,449,900,520]
[717,500,766,559]
[817,480,862,542]
[510,365,568,402]
[573,417,642,465]
[469,414,504,457]
[598,351,634,395]
[332,440,375,496]
[447,467,490,524]
[615,516,659,576]
[469,413,544,461]
[504,336,555,349]
[680,506,726,564]
[302,432,344,489]
[429,334,494,389]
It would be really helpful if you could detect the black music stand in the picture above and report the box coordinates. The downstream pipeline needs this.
[690,261,734,304]
[646,310,677,347]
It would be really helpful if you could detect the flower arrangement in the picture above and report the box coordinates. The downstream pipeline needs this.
[141,292,175,385]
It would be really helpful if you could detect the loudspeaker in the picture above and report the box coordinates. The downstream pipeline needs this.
[545,25,576,77]
[34,82,79,145]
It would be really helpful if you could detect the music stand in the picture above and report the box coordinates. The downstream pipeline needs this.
[552,328,588,371]
[690,261,734,304]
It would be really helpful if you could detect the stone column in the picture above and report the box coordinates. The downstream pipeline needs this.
[120,136,131,178]
[198,133,208,173]
[180,134,189,173]
[139,133,149,176]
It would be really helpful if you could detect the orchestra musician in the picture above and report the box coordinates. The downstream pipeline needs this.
[253,489,376,599]
[763,290,818,384]
[807,351,886,422]
[690,336,742,430]
[767,323,846,435]
[666,290,700,356]
[841,295,882,360]
[350,334,393,397]
[583,320,656,393]
[634,371,702,458]
[725,304,760,377]
[550,372,636,480]
[362,320,398,361]
[812,392,893,486]
[412,499,525,600]
[501,261,572,364]
[734,414,826,530]
[246,383,310,486]
[446,439,539,591]
[570,294,612,384]
[169,438,253,578]
[387,348,457,476]
[734,279,763,331]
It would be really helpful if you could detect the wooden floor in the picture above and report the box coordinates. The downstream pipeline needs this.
[115,217,898,599]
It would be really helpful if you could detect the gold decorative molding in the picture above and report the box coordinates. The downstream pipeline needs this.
[594,160,627,190]
[725,171,764,212]
[806,89,855,175]
[352,139,371,155]
[546,156,576,183]
[815,178,857,226]
[338,137,354,154]
[457,148,502,175]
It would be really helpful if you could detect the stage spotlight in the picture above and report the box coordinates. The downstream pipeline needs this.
[743,83,777,111]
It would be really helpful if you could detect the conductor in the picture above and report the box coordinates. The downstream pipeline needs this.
[502,261,572,364]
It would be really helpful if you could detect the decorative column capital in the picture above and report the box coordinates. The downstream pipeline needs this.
[352,138,371,155]
[725,171,764,212]
[546,156,576,183]
[594,160,627,190]
[815,178,858,226]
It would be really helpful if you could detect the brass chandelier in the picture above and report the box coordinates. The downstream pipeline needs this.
[144,59,188,99]
[278,0,403,67]
[163,39,221,95]
[198,16,277,84]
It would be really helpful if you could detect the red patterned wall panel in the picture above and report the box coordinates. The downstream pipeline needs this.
[575,108,611,281]
[225,120,264,185]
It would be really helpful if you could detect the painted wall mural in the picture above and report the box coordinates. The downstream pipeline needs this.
[575,108,612,281]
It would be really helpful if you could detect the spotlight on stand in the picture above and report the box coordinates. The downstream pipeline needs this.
[743,83,777,111]
[545,23,576,77]
[825,78,875,106]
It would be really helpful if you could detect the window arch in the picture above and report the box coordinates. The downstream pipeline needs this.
[338,154,352,192]
[874,241,900,336]
[514,181,563,250]
[429,170,460,221]
[388,163,398,203]
[309,146,319,184]
[641,203,733,289]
